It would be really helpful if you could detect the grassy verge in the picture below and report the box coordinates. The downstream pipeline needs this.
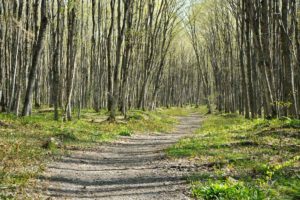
[0,107,200,198]
[167,113,300,200]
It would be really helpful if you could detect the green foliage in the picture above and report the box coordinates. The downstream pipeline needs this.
[127,112,146,120]
[272,101,293,109]
[118,128,133,136]
[157,106,208,117]
[257,156,300,181]
[167,113,300,200]
[282,119,300,129]
[252,120,270,130]
[0,107,194,197]
[0,193,14,200]
[126,110,176,133]
[55,129,78,142]
[192,179,265,200]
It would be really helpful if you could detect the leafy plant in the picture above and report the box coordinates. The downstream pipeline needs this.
[192,179,265,200]
[168,113,300,200]
[118,129,133,136]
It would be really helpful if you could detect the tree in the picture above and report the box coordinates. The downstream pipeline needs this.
[22,0,48,116]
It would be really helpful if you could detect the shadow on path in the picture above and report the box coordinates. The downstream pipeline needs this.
[38,114,202,200]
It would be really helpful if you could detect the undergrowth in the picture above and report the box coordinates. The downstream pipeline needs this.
[0,106,201,198]
[167,113,300,200]
[192,178,265,200]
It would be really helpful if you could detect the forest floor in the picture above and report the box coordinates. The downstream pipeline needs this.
[167,114,300,200]
[0,107,204,199]
[32,113,203,200]
[1,108,300,199]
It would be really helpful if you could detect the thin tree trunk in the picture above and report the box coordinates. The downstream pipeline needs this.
[22,0,48,116]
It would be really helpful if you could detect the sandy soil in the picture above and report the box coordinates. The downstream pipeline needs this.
[36,114,202,200]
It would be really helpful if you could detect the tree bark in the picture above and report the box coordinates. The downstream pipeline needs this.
[22,0,48,116]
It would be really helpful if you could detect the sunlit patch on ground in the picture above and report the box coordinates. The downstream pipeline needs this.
[167,114,300,200]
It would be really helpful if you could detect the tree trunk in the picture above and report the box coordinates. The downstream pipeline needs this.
[281,0,297,117]
[22,0,48,116]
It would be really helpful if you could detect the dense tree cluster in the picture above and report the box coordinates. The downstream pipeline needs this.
[1,0,299,121]
[0,0,201,121]
[189,0,300,118]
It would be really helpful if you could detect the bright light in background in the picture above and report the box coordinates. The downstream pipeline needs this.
[177,0,203,20]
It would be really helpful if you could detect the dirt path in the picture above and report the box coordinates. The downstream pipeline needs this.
[38,114,202,200]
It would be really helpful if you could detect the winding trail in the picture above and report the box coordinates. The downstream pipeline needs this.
[39,114,202,200]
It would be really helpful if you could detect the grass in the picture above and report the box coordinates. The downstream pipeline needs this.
[156,106,208,117]
[167,113,300,200]
[0,107,201,198]
[192,178,265,200]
